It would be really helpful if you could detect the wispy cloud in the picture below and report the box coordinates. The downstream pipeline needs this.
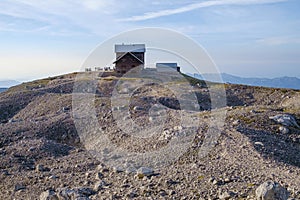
[118,0,288,22]
[0,0,121,36]
[257,36,300,45]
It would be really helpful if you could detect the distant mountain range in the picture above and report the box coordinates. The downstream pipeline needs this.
[0,80,20,88]
[189,73,300,90]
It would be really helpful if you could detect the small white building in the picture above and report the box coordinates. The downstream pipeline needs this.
[156,63,180,73]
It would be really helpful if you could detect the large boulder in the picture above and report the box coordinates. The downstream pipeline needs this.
[256,181,289,200]
[137,167,154,176]
[269,114,299,128]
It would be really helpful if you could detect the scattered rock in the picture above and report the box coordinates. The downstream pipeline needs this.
[40,190,58,200]
[165,179,178,185]
[14,184,26,191]
[1,170,10,176]
[219,191,235,200]
[255,142,264,146]
[133,106,144,111]
[119,88,129,94]
[174,125,183,131]
[8,118,22,123]
[62,107,70,112]
[212,179,220,186]
[112,166,123,173]
[279,126,290,134]
[224,178,232,183]
[160,129,172,140]
[270,114,300,128]
[96,164,109,173]
[1,73,300,199]
[256,181,289,200]
[126,190,138,198]
[36,164,48,172]
[137,167,154,176]
[125,166,137,174]
[48,175,58,180]
[232,120,240,126]
[56,187,94,200]
[95,172,104,180]
[94,181,106,191]
[209,177,215,183]
[28,147,36,152]
[159,190,167,197]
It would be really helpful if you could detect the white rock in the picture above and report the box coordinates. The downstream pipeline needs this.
[94,181,106,191]
[40,190,58,200]
[149,117,153,122]
[120,88,129,94]
[279,126,289,134]
[133,106,144,111]
[270,114,299,128]
[232,120,240,126]
[113,166,123,173]
[48,175,58,180]
[219,191,234,200]
[174,126,183,131]
[255,142,264,146]
[137,167,154,176]
[36,164,46,172]
[256,181,289,200]
[125,166,137,174]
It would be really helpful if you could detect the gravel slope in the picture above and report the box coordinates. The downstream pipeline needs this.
[0,72,299,199]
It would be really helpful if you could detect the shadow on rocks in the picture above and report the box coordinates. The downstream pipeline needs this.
[237,127,300,167]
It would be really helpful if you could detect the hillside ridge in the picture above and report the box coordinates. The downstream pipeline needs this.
[190,73,300,90]
[0,72,299,199]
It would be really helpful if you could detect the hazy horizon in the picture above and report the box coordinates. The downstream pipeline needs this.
[1,71,300,87]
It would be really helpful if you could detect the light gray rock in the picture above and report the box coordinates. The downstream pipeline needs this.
[48,175,58,180]
[174,125,183,131]
[62,107,70,112]
[126,190,137,198]
[112,166,123,173]
[14,184,26,191]
[256,181,289,200]
[36,164,46,172]
[219,191,235,200]
[232,120,240,126]
[270,114,299,128]
[94,181,106,191]
[255,142,264,146]
[279,126,290,134]
[57,187,94,200]
[40,190,58,200]
[137,167,154,176]
[125,166,137,174]
[212,180,219,185]
[133,106,144,111]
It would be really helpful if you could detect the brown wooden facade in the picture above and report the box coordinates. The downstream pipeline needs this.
[114,44,145,74]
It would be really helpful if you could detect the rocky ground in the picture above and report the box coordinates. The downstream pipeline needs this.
[0,71,299,200]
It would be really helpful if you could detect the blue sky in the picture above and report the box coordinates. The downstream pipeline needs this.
[0,0,299,81]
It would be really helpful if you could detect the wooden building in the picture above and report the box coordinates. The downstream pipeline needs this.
[114,44,145,74]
